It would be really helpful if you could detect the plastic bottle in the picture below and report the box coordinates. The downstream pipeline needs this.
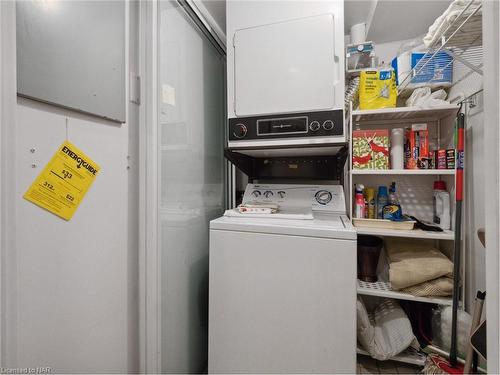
[383,182,403,220]
[365,188,376,219]
[355,184,366,219]
[377,186,388,219]
[433,181,451,230]
[388,182,400,205]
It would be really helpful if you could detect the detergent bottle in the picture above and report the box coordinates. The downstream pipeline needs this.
[376,186,388,219]
[355,184,366,219]
[433,181,451,230]
[383,182,403,220]
[365,187,376,219]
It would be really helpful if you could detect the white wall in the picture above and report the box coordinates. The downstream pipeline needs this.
[0,0,18,366]
[1,2,139,373]
[483,1,500,371]
[449,62,485,312]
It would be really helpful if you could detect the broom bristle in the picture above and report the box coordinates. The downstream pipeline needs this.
[422,355,464,375]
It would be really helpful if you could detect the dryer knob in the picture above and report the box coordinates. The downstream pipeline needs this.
[315,190,332,205]
[233,123,248,139]
[309,121,321,132]
[322,120,334,131]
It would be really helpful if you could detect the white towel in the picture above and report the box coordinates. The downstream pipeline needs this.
[423,0,482,47]
[236,202,279,214]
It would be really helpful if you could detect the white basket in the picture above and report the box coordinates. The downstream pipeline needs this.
[353,218,416,231]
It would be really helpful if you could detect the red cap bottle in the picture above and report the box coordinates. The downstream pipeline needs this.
[434,181,447,191]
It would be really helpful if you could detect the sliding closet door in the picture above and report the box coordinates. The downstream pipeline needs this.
[158,1,225,373]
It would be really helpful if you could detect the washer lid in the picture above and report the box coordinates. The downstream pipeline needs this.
[210,214,356,240]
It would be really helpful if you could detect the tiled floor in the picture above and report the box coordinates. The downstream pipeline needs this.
[357,356,422,374]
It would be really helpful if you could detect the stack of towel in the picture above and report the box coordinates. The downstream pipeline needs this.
[423,0,482,47]
[384,238,454,297]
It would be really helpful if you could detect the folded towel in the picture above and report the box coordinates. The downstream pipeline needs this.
[423,0,482,47]
[384,238,453,290]
[401,276,454,297]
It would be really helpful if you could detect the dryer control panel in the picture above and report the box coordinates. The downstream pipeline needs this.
[229,109,344,142]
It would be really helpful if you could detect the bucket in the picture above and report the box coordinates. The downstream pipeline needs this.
[357,235,383,282]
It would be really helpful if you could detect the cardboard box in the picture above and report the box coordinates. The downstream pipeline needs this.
[353,129,390,170]
[405,123,430,169]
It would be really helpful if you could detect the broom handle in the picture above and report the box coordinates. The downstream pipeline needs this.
[450,113,465,367]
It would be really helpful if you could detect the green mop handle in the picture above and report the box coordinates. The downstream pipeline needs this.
[450,112,465,367]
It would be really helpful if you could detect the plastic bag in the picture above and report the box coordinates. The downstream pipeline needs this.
[432,306,472,359]
[359,69,397,110]
[406,87,449,108]
[357,297,417,361]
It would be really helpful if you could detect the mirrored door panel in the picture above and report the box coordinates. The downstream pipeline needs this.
[158,1,225,373]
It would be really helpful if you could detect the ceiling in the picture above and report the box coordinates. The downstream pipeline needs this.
[345,0,451,43]
[202,0,452,44]
[344,0,375,34]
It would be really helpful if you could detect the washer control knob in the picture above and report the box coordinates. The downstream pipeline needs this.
[315,190,332,205]
[277,191,286,198]
[264,190,274,198]
[309,120,321,132]
[251,190,261,198]
[322,120,334,131]
[233,123,248,139]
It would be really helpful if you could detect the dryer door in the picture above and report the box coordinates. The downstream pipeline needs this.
[233,14,341,116]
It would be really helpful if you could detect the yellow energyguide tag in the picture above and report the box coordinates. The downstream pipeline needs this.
[24,141,100,221]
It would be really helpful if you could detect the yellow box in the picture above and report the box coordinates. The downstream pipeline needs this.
[359,69,397,110]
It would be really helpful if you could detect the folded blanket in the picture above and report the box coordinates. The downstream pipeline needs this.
[423,0,482,47]
[401,276,454,297]
[384,238,453,290]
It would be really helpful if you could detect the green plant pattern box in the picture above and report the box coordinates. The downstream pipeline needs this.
[352,129,390,170]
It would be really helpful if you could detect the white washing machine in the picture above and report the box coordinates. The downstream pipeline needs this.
[208,183,356,374]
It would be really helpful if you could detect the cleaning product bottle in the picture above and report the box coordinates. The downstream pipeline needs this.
[388,181,400,205]
[376,186,388,219]
[355,184,366,218]
[383,182,403,220]
[365,187,376,219]
[433,180,451,230]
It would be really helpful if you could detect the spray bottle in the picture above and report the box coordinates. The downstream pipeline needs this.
[383,182,403,220]
[355,184,366,218]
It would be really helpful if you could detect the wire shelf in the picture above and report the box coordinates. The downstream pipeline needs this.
[398,0,483,94]
[357,279,453,305]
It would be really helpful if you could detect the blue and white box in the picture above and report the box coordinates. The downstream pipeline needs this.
[392,51,453,88]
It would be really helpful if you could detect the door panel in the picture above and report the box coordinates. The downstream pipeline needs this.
[234,14,337,116]
[209,229,357,373]
[158,1,225,373]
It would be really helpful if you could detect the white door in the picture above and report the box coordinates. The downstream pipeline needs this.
[233,14,341,116]
[157,1,226,373]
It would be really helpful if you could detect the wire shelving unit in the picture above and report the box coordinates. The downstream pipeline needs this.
[397,0,483,95]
